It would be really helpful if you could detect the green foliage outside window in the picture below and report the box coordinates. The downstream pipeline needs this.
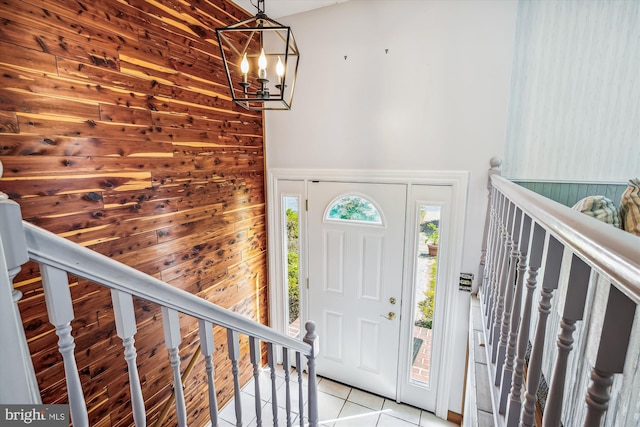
[416,257,437,329]
[286,208,299,252]
[286,208,300,322]
[327,196,381,223]
[288,250,299,321]
[422,220,440,244]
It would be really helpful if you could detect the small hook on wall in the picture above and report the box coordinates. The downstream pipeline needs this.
[344,55,347,60]
[385,48,389,54]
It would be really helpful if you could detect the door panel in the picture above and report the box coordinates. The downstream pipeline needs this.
[308,181,406,399]
[361,236,383,300]
[325,231,345,294]
[324,311,344,361]
[358,319,380,372]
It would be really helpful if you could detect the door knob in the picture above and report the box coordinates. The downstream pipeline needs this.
[380,312,396,320]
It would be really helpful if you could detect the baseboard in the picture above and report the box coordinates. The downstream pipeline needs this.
[448,411,462,425]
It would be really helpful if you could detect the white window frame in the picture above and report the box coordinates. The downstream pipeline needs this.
[267,179,307,339]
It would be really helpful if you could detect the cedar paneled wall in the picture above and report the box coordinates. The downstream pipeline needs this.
[0,0,268,425]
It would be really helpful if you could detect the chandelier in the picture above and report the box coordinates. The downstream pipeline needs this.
[216,0,300,111]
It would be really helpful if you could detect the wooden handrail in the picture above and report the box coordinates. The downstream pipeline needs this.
[491,175,640,303]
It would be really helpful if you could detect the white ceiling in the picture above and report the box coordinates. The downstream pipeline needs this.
[232,0,350,19]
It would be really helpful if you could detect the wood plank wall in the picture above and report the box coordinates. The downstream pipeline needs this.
[0,0,268,425]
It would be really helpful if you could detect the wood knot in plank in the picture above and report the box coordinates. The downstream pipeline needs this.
[189,24,207,38]
[84,192,103,202]
[34,36,49,53]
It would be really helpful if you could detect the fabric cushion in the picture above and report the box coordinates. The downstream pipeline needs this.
[620,178,640,236]
[572,195,621,228]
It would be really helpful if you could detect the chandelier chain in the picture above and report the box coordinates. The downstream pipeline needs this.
[250,0,265,14]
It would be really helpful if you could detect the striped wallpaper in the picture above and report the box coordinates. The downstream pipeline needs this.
[503,0,640,181]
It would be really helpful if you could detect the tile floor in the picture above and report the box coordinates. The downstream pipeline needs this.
[217,367,458,427]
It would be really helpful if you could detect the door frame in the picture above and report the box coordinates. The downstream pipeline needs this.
[266,168,469,419]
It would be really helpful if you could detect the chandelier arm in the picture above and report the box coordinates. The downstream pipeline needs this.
[218,32,242,57]
[273,29,288,45]
[241,30,257,58]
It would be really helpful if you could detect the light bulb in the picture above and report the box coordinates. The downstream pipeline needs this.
[258,48,267,70]
[240,53,249,74]
[276,56,285,78]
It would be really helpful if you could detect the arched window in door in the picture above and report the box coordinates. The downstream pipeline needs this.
[325,194,383,225]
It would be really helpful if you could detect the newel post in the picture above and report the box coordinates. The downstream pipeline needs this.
[303,321,319,427]
[0,160,41,403]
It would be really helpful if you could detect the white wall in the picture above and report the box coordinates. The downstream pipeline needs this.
[503,0,640,181]
[265,0,518,413]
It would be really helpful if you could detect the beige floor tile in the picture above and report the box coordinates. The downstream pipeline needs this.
[347,388,384,411]
[318,377,351,399]
[381,400,421,425]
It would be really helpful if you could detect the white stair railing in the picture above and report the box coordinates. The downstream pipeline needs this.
[472,160,640,427]
[0,180,320,427]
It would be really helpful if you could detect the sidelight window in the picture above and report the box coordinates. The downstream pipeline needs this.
[410,204,441,386]
[284,196,301,338]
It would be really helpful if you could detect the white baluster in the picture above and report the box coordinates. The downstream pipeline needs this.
[0,188,39,404]
[498,213,531,413]
[226,329,242,427]
[199,320,218,427]
[249,336,262,427]
[267,343,279,426]
[479,157,502,295]
[303,322,319,427]
[487,195,508,335]
[111,290,146,427]
[483,188,499,309]
[283,348,292,427]
[520,235,564,427]
[486,193,507,330]
[542,255,591,427]
[162,307,187,427]
[40,264,89,427]
[583,286,636,425]
[491,201,514,358]
[496,208,522,384]
[296,351,304,427]
[506,223,545,425]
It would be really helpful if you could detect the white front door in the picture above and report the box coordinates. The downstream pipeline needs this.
[308,181,406,399]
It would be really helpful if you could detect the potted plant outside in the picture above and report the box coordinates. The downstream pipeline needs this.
[426,222,439,256]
